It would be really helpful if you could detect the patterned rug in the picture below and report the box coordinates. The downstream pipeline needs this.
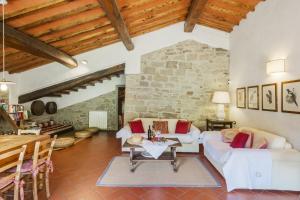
[96,156,221,187]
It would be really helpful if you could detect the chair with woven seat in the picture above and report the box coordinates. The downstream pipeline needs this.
[32,135,57,200]
[0,145,27,200]
[8,135,57,200]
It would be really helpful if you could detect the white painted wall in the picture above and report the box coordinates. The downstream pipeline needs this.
[6,22,228,104]
[230,0,300,149]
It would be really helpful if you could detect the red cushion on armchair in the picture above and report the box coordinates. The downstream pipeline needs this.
[230,132,249,148]
[128,120,145,133]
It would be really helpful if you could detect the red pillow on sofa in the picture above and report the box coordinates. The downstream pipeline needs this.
[129,120,145,133]
[175,120,191,134]
[230,132,249,148]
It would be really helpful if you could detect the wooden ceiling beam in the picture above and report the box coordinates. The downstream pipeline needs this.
[18,64,125,103]
[184,0,208,32]
[59,91,70,95]
[98,0,134,50]
[0,23,78,69]
[46,94,62,97]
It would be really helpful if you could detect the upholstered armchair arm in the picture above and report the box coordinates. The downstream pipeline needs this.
[189,125,201,140]
[202,131,222,144]
[116,125,132,139]
[270,149,300,191]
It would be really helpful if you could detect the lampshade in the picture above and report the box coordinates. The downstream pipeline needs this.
[266,59,285,74]
[212,91,230,104]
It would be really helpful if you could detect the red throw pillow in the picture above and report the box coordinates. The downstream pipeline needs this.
[175,120,192,134]
[129,120,145,133]
[230,132,249,148]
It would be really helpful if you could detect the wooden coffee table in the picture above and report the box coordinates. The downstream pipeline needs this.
[123,138,182,172]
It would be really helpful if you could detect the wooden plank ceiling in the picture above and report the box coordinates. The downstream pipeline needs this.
[0,0,263,74]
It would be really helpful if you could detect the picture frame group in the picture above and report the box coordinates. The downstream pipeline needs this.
[236,79,300,114]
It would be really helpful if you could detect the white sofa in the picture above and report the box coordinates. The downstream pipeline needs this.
[203,127,300,191]
[116,118,202,153]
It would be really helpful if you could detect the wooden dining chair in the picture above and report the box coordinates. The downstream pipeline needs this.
[8,135,57,200]
[31,135,57,200]
[0,145,27,200]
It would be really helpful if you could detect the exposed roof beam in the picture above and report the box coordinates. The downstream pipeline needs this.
[98,0,134,50]
[184,0,208,32]
[0,22,78,68]
[46,94,62,97]
[18,63,125,103]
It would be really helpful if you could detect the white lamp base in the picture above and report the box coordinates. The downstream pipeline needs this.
[216,104,225,121]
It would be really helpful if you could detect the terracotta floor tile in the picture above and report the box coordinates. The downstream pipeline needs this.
[34,132,300,200]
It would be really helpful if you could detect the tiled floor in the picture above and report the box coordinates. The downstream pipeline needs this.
[38,132,299,200]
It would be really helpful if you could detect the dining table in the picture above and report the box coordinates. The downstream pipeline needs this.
[0,134,50,166]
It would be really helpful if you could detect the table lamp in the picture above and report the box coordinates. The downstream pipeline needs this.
[212,91,230,121]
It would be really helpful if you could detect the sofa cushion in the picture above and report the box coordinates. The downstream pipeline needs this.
[252,137,268,149]
[244,131,254,148]
[129,120,145,133]
[230,132,249,148]
[239,127,286,149]
[153,121,169,134]
[175,120,191,134]
[221,129,239,143]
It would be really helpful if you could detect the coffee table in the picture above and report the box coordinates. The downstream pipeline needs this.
[123,138,182,172]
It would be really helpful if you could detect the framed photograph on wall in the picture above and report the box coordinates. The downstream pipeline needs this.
[236,87,246,108]
[282,80,300,114]
[262,83,278,112]
[247,86,259,110]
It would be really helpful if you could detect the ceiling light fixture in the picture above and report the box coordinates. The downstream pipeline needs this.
[1,1,16,91]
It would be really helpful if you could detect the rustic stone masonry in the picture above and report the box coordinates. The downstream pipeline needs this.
[124,40,229,129]
[30,91,118,131]
[0,119,14,134]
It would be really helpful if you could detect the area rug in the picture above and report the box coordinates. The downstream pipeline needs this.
[96,156,221,187]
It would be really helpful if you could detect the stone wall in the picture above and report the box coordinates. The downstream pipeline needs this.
[31,91,118,131]
[0,119,15,134]
[125,40,229,128]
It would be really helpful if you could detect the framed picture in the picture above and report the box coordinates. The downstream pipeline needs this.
[236,87,246,108]
[262,83,278,112]
[282,80,300,114]
[247,86,259,110]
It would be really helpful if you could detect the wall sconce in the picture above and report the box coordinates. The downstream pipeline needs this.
[266,59,286,74]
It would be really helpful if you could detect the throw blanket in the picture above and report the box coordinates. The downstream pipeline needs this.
[222,149,272,192]
[141,139,178,159]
